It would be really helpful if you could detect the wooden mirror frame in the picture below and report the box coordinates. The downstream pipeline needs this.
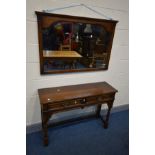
[35,11,118,74]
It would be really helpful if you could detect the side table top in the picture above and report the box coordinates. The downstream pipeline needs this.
[38,82,118,104]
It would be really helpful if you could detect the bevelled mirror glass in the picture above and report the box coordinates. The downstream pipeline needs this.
[35,12,118,74]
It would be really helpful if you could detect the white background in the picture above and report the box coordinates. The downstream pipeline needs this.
[0,0,155,155]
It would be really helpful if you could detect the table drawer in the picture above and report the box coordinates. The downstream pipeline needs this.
[47,97,97,111]
[98,94,114,102]
[46,94,114,112]
[48,99,81,111]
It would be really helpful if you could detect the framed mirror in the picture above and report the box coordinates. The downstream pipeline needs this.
[35,12,118,74]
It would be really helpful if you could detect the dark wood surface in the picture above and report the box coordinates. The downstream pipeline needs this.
[38,82,118,146]
[38,82,117,104]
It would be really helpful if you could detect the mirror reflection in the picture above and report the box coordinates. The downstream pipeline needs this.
[42,21,111,71]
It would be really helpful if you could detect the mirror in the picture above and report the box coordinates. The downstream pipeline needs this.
[36,12,118,74]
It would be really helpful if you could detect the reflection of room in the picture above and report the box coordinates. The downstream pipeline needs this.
[42,21,109,70]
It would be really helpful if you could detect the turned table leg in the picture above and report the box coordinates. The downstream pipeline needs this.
[42,121,48,146]
[103,100,114,129]
[42,112,50,146]
[41,109,43,128]
[96,104,101,117]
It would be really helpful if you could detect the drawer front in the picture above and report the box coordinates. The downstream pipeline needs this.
[48,99,82,111]
[47,94,114,111]
[47,97,97,111]
[98,94,114,102]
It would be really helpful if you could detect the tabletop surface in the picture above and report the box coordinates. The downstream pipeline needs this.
[38,82,118,104]
[43,50,82,58]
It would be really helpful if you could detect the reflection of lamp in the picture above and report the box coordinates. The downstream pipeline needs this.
[75,32,79,42]
[84,24,92,33]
